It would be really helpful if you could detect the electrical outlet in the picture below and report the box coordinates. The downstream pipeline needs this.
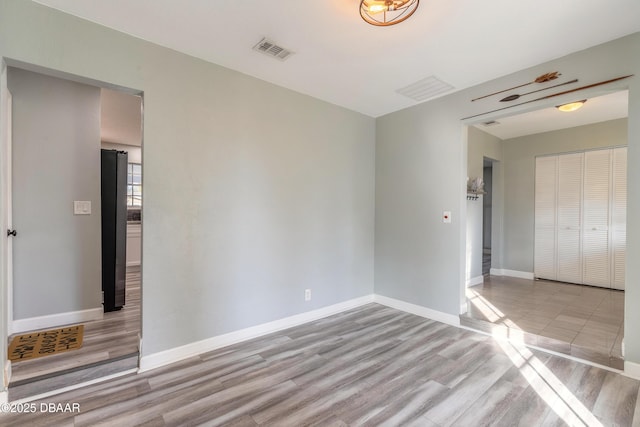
[305,289,311,301]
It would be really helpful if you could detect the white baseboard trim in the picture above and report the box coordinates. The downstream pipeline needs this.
[139,294,375,373]
[373,294,460,327]
[11,307,103,334]
[9,368,137,404]
[0,390,7,405]
[489,268,534,280]
[466,275,484,287]
[3,360,11,388]
[624,361,640,380]
[459,302,468,315]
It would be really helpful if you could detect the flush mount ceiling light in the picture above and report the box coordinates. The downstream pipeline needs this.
[556,99,587,112]
[360,0,419,26]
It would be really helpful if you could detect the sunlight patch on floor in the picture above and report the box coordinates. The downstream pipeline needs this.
[470,288,603,426]
[498,338,603,426]
[466,288,504,323]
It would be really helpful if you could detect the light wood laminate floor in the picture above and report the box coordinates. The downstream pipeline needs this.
[462,275,624,369]
[8,266,141,396]
[2,303,638,426]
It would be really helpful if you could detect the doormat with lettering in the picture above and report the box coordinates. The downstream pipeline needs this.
[8,325,84,362]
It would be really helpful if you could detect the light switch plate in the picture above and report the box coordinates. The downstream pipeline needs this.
[443,211,452,223]
[74,201,91,215]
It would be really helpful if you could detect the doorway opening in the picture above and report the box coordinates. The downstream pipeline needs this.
[2,64,143,400]
[462,90,628,370]
[482,158,494,276]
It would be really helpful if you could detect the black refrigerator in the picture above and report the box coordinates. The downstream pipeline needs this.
[101,149,128,312]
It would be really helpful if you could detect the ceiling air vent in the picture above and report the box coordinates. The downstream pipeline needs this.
[252,38,294,61]
[482,120,500,127]
[396,76,455,102]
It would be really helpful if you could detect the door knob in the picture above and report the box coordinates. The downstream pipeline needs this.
[7,229,16,237]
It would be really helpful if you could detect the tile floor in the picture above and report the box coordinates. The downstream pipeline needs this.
[462,275,624,368]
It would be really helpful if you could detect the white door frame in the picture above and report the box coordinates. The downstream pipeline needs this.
[1,58,12,391]
[4,73,12,336]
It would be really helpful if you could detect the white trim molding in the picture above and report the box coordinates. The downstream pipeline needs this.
[10,368,137,405]
[624,361,640,380]
[459,302,468,315]
[11,307,103,335]
[0,390,7,405]
[139,295,375,373]
[489,268,534,280]
[373,294,460,327]
[466,275,484,287]
[3,360,10,388]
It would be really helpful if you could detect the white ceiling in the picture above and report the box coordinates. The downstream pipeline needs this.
[34,0,640,120]
[475,90,629,140]
[101,88,142,146]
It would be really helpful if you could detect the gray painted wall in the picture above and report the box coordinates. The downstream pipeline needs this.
[467,127,502,179]
[483,166,493,251]
[0,1,375,359]
[375,101,466,314]
[1,0,640,376]
[502,119,627,273]
[467,127,503,275]
[375,34,640,363]
[8,67,102,319]
[466,195,483,282]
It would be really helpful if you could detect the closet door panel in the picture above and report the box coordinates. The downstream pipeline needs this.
[556,153,583,284]
[535,227,557,280]
[583,149,611,229]
[611,147,627,290]
[583,230,610,287]
[535,156,558,227]
[557,229,581,284]
[583,149,611,287]
[612,230,626,290]
[534,156,557,280]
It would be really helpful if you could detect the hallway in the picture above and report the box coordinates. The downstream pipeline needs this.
[7,266,141,400]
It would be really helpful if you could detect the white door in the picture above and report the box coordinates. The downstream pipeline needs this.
[1,64,13,334]
[611,147,627,290]
[556,153,583,284]
[583,149,611,287]
[534,156,557,280]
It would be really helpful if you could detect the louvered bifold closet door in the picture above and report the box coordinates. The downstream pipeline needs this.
[557,153,583,284]
[611,147,627,290]
[583,149,612,287]
[534,156,558,280]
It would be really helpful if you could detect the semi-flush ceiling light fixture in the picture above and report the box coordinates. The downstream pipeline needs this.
[360,0,419,26]
[556,100,587,112]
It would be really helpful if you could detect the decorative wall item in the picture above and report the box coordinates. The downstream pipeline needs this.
[467,177,485,200]
[499,79,578,102]
[462,74,634,120]
[471,71,561,102]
